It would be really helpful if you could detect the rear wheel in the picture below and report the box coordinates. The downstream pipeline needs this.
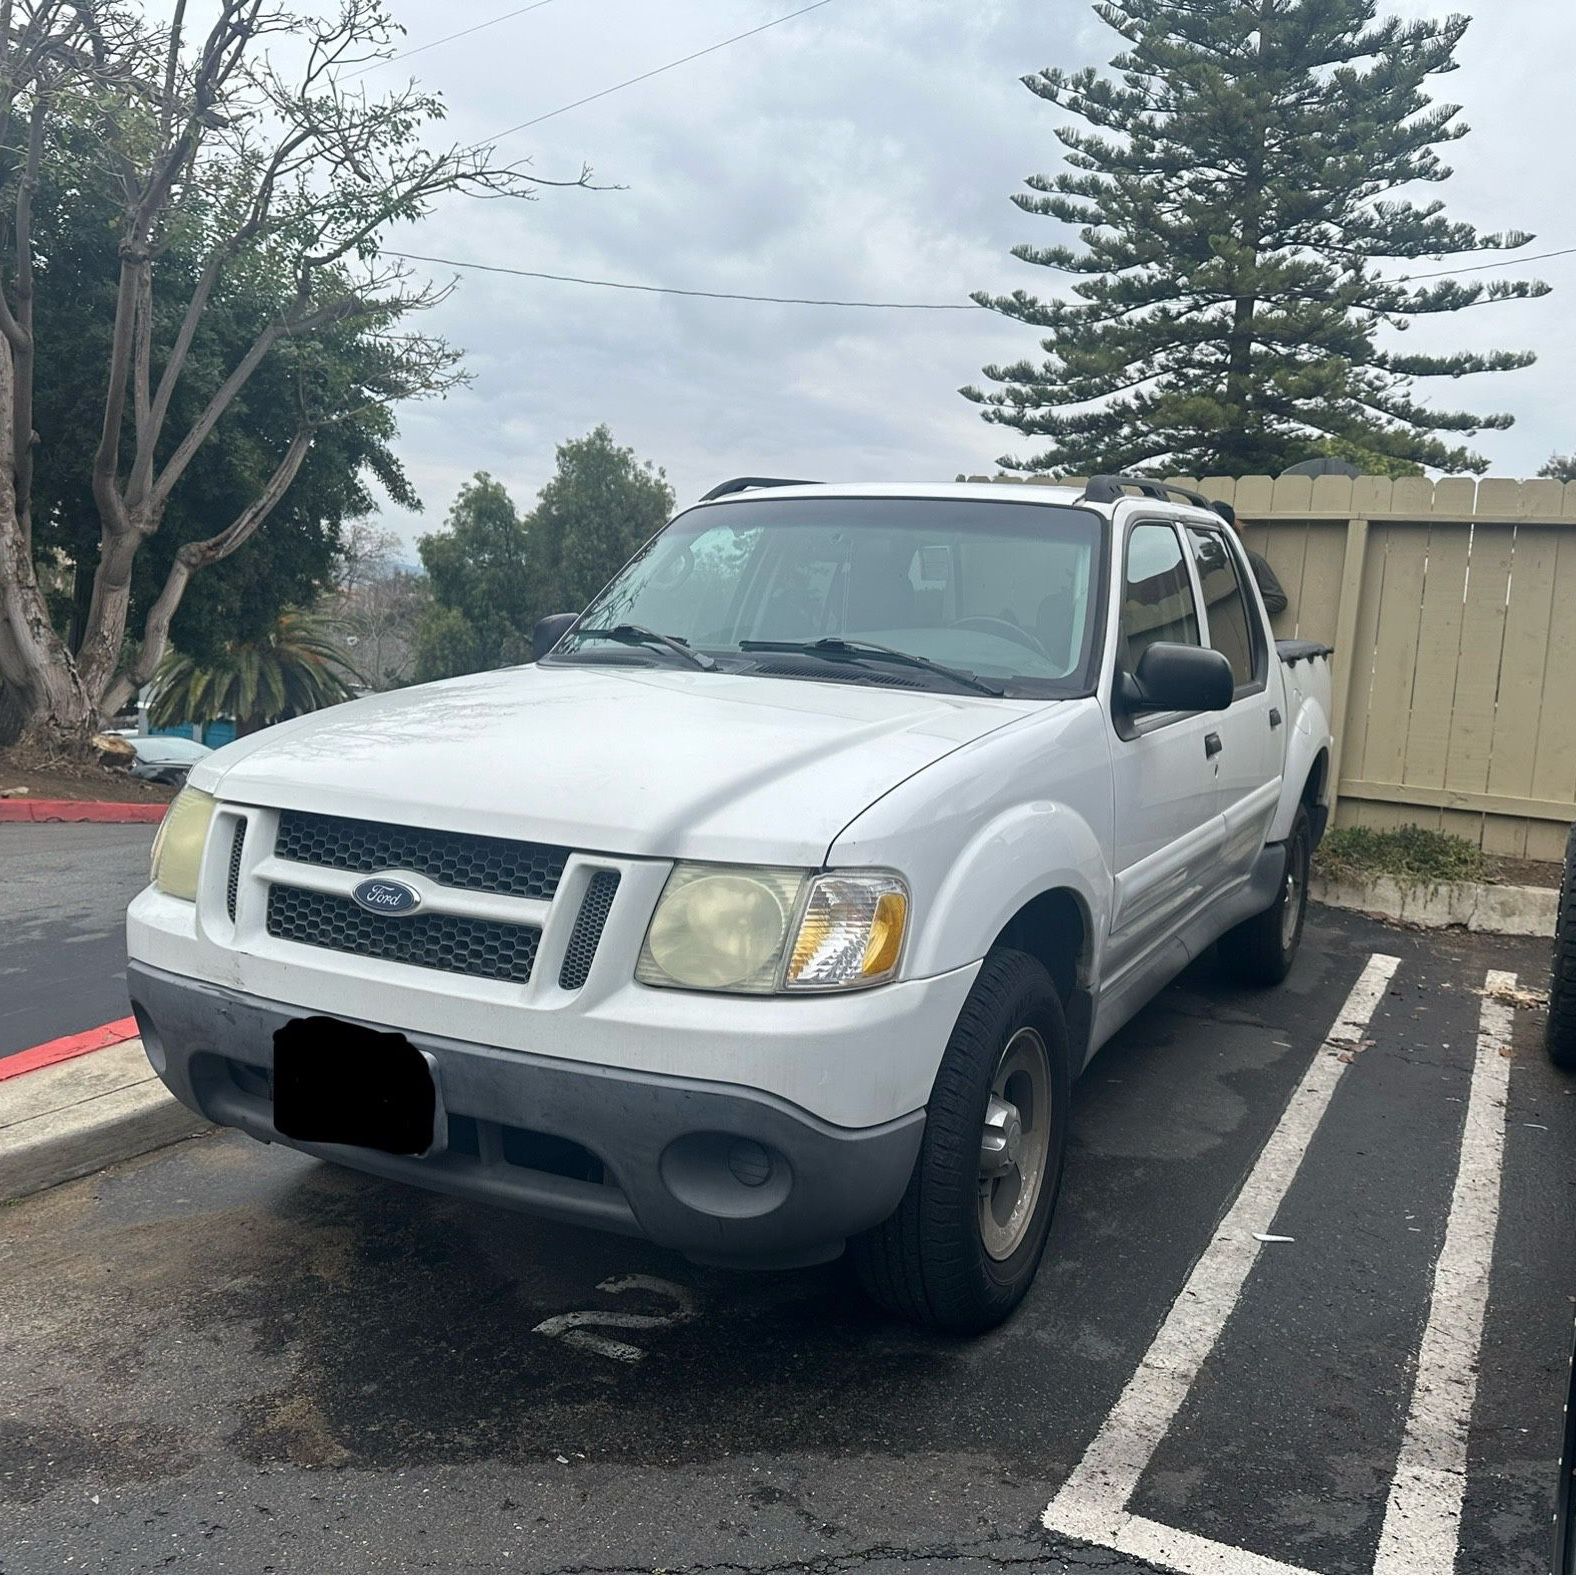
[1218,806,1311,986]
[1546,823,1576,1070]
[851,949,1070,1334]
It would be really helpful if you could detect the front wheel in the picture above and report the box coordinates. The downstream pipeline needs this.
[851,949,1071,1334]
[1218,807,1311,986]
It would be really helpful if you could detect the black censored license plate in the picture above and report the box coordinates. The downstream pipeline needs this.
[272,1016,436,1156]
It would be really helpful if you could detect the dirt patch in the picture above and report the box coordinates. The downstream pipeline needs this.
[0,749,177,804]
[1482,854,1561,891]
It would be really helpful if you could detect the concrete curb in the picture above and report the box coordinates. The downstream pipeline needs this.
[0,799,167,823]
[0,1038,210,1201]
[1311,873,1557,937]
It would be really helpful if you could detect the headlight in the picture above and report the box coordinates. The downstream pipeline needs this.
[637,865,804,992]
[149,787,217,900]
[635,864,909,994]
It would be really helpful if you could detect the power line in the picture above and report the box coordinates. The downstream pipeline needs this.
[387,250,980,309]
[346,0,560,79]
[1400,244,1576,279]
[483,0,836,141]
[382,244,1576,314]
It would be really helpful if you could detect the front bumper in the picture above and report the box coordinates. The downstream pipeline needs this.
[128,962,926,1268]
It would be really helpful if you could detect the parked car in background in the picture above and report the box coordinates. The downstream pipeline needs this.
[128,475,1333,1332]
[125,734,212,787]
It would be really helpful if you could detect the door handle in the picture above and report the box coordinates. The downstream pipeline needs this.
[1205,732,1223,758]
[1269,707,1283,728]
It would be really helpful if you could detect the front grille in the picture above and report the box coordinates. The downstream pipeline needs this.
[558,870,620,990]
[266,884,540,983]
[226,822,246,920]
[275,809,569,901]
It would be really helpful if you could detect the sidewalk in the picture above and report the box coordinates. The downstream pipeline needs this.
[0,1034,209,1200]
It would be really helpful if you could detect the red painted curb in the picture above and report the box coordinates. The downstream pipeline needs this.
[0,1016,141,1081]
[0,799,167,823]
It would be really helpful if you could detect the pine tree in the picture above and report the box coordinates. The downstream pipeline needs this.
[963,0,1550,477]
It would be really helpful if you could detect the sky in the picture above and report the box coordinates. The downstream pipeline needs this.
[333,0,1576,551]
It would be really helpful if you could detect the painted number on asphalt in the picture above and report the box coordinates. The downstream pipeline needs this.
[531,1273,699,1363]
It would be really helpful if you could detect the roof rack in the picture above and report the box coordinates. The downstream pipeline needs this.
[1081,474,1217,511]
[700,476,817,502]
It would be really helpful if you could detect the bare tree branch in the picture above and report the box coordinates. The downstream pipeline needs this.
[100,423,314,713]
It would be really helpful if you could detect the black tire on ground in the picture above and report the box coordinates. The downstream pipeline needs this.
[1218,806,1312,987]
[851,948,1071,1334]
[1545,823,1576,1070]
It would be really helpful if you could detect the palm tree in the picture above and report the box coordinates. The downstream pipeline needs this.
[149,609,364,736]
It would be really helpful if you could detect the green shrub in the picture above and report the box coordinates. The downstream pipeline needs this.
[1316,824,1486,887]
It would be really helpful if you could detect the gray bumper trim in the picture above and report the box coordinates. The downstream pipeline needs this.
[127,962,925,1268]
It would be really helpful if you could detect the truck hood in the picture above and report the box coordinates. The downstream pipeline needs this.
[191,662,1042,866]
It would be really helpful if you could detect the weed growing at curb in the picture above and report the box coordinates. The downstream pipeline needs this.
[1316,824,1487,889]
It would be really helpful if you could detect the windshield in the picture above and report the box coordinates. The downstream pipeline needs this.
[553,497,1105,694]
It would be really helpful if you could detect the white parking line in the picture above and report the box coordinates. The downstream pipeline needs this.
[1373,970,1516,1574]
[1043,951,1402,1571]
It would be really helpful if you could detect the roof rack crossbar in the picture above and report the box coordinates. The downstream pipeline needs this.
[1081,474,1216,511]
[700,476,817,502]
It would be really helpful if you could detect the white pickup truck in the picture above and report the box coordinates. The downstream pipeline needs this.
[127,475,1333,1331]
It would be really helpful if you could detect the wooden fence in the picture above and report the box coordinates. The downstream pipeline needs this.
[968,473,1576,859]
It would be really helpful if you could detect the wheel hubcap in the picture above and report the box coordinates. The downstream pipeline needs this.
[1281,842,1306,952]
[977,1027,1052,1262]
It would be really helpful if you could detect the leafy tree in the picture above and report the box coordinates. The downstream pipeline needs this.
[518,425,674,624]
[964,0,1549,478]
[149,609,362,736]
[414,431,673,682]
[1539,454,1576,484]
[29,152,422,668]
[0,0,588,751]
[414,473,532,681]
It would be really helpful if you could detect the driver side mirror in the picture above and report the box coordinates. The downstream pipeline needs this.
[1119,642,1234,714]
[532,612,577,662]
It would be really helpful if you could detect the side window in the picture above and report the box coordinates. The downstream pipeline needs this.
[1120,523,1200,673]
[1185,527,1260,689]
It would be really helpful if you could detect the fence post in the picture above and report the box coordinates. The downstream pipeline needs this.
[1325,516,1370,821]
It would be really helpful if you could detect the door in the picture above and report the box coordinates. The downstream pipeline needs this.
[1183,523,1283,890]
[1106,520,1227,980]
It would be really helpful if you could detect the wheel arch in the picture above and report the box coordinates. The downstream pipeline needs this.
[1270,695,1333,844]
[990,886,1096,1062]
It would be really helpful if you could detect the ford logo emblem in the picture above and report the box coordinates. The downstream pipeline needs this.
[351,877,422,915]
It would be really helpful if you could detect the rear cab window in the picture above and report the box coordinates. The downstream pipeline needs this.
[1184,525,1265,693]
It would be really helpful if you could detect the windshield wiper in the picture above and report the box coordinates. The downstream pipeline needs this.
[574,624,716,671]
[738,637,1003,696]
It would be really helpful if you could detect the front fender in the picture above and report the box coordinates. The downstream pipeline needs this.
[903,801,1111,981]
[825,699,1115,982]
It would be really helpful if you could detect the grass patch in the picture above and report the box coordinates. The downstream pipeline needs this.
[1315,824,1487,888]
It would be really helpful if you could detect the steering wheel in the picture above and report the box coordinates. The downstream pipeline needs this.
[948,615,1050,659]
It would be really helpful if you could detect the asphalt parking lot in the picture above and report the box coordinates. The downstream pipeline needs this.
[0,824,156,1055]
[3,894,1573,1575]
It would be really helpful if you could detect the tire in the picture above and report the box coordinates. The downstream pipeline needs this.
[1218,806,1311,986]
[1546,823,1576,1070]
[851,948,1071,1334]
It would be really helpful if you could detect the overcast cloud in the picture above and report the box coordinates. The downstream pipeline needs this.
[356,0,1576,550]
